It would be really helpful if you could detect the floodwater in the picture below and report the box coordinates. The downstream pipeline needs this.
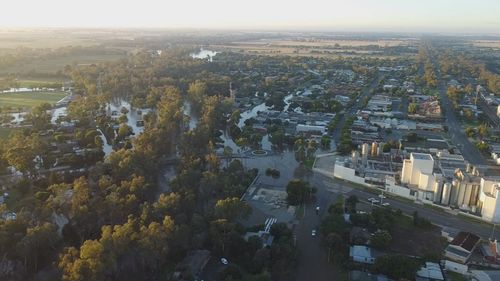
[106,99,151,136]
[51,107,67,124]
[238,102,270,128]
[183,101,199,130]
[191,49,218,62]
[97,129,113,157]
[1,87,59,93]
[283,93,294,112]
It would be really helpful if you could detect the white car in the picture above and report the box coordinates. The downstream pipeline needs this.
[312,229,317,237]
[220,258,228,265]
[370,199,380,204]
[382,202,390,207]
[368,197,376,202]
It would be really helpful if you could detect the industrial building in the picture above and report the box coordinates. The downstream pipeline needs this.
[333,144,500,223]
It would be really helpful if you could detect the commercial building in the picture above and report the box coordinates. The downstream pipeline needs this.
[490,144,500,165]
[296,124,326,135]
[479,239,500,264]
[332,143,500,223]
[367,95,392,112]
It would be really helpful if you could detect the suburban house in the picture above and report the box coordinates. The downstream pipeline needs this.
[415,262,445,281]
[444,232,480,264]
[349,245,378,264]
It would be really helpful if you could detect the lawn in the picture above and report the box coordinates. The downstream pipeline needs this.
[17,78,64,88]
[446,272,468,281]
[0,127,16,139]
[0,91,67,109]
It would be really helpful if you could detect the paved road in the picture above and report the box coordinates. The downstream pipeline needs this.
[332,73,383,144]
[429,52,487,165]
[295,173,342,281]
[437,82,486,165]
[477,94,500,128]
[313,173,500,240]
[293,170,500,281]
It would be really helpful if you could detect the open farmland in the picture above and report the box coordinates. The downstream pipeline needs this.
[0,91,67,109]
[472,40,500,49]
[213,37,418,58]
[0,52,126,75]
[233,38,416,47]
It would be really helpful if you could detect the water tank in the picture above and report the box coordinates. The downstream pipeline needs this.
[377,144,383,155]
[361,143,369,156]
[441,183,451,205]
[371,142,378,156]
[352,151,359,166]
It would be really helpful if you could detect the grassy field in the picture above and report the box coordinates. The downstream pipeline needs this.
[17,78,64,88]
[213,43,408,59]
[0,53,126,75]
[0,91,67,108]
[0,127,17,139]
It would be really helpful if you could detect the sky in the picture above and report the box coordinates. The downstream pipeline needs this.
[1,0,500,33]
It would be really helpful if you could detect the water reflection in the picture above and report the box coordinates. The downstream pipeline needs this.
[105,99,152,136]
[191,49,218,62]
[97,129,113,157]
[183,101,199,130]
[238,102,270,128]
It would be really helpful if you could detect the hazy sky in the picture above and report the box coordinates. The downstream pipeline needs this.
[2,0,500,33]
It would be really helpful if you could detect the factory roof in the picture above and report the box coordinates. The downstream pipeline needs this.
[412,153,432,161]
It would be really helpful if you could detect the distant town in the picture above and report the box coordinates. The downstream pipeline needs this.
[0,29,500,281]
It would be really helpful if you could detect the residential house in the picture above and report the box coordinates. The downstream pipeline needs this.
[349,245,378,264]
[444,232,480,263]
[415,262,445,281]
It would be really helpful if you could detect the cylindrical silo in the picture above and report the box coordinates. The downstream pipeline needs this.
[361,143,369,157]
[352,151,359,166]
[441,183,451,205]
[371,142,378,156]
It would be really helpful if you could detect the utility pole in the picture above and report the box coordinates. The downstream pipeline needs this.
[379,191,386,205]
